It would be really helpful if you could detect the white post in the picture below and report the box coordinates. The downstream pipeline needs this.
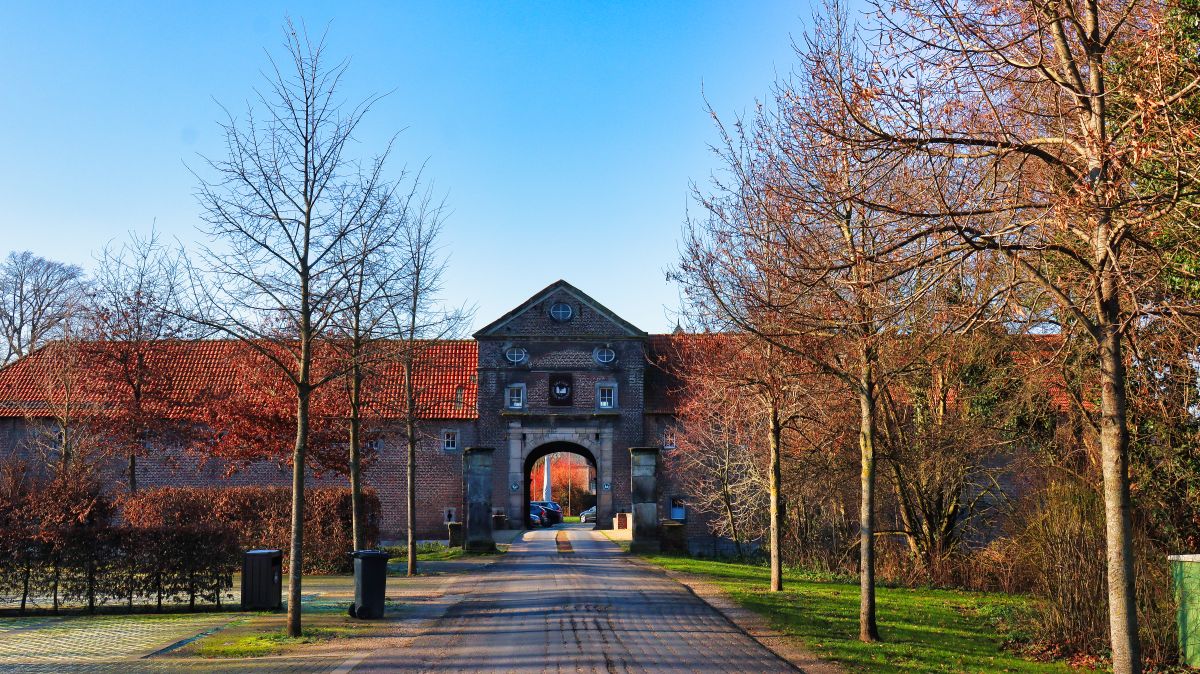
[542,453,553,501]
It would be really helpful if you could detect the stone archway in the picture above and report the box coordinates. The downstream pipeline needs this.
[506,422,615,528]
[522,441,597,528]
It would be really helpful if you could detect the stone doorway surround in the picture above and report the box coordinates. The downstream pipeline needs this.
[506,419,614,528]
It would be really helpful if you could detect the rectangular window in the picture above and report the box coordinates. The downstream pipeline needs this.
[506,384,526,409]
[597,384,617,409]
[443,430,458,451]
[663,428,676,449]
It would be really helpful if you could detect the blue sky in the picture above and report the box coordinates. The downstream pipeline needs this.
[0,2,813,332]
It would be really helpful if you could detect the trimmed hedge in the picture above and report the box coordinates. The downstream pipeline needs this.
[121,486,381,574]
[0,465,239,613]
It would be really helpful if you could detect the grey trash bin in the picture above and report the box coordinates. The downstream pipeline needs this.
[241,549,282,611]
[349,550,390,619]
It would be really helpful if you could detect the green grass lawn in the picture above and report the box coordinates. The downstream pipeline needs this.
[642,556,1076,674]
[381,543,465,562]
[563,516,581,523]
[191,623,365,658]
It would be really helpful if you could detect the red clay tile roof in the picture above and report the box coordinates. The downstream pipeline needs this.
[0,339,478,421]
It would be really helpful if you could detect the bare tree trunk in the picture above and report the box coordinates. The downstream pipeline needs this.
[287,384,309,637]
[858,359,880,642]
[405,357,418,577]
[1098,282,1140,674]
[349,362,366,551]
[723,483,742,558]
[768,404,783,592]
[128,452,137,494]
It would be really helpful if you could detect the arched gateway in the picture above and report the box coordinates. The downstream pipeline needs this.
[471,279,672,531]
[520,441,598,528]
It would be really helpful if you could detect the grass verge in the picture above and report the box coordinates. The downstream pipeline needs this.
[189,623,365,658]
[381,543,465,562]
[641,556,1076,674]
[563,516,581,523]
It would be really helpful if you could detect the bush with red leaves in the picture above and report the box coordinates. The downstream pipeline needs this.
[121,486,380,574]
[0,463,239,614]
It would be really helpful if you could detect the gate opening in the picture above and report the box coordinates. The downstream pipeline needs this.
[523,441,597,529]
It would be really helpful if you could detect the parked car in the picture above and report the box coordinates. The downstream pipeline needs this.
[532,501,563,525]
[528,504,547,527]
[579,506,597,523]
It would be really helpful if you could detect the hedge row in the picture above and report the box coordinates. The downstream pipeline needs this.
[0,466,239,613]
[121,486,381,574]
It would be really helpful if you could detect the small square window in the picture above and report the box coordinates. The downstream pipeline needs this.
[443,430,458,451]
[506,384,526,409]
[443,507,457,523]
[597,384,617,409]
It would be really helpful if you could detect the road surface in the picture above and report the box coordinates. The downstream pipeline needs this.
[356,524,795,673]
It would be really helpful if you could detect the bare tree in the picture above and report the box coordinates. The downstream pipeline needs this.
[0,252,85,364]
[665,332,814,590]
[189,21,394,637]
[21,324,104,473]
[390,189,471,577]
[334,171,424,551]
[84,230,193,493]
[675,50,974,639]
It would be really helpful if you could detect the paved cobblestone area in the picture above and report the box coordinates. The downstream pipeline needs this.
[355,526,798,673]
[0,612,240,664]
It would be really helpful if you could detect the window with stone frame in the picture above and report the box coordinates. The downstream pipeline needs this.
[506,383,526,409]
[596,382,617,409]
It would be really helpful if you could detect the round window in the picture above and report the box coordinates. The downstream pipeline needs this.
[549,302,574,321]
[504,347,528,364]
[594,347,616,364]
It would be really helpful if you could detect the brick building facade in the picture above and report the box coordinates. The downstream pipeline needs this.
[0,280,697,544]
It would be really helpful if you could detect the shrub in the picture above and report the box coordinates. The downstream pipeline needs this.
[0,463,238,613]
[1016,480,1179,667]
[121,486,380,574]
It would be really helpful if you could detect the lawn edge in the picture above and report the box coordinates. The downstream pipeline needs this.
[629,556,846,674]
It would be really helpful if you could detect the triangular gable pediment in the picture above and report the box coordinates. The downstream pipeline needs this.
[474,280,645,339]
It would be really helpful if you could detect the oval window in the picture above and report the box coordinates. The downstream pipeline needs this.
[505,347,528,364]
[549,302,574,321]
[594,347,616,364]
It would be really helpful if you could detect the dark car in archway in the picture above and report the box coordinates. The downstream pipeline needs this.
[532,501,563,525]
[528,503,548,527]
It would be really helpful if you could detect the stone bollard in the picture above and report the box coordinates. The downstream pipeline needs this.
[463,447,496,553]
[660,520,687,554]
[447,521,464,548]
[629,447,661,553]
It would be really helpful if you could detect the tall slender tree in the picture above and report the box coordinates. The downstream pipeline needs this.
[189,21,394,637]
[84,230,194,493]
[334,171,425,551]
[676,50,974,638]
[390,189,471,577]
